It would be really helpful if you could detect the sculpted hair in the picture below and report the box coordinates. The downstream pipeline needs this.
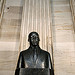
[28,32,40,42]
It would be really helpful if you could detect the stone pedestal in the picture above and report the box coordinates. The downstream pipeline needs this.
[15,68,54,75]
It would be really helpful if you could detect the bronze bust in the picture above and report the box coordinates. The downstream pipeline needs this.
[15,32,54,75]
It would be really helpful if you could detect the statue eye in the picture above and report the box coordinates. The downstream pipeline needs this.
[31,36,33,38]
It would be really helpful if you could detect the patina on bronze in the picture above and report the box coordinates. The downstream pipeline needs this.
[15,32,54,75]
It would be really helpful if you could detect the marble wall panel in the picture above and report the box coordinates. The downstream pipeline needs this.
[0,71,15,75]
[0,42,20,51]
[0,51,18,70]
[20,0,52,51]
[51,0,75,75]
[0,0,23,75]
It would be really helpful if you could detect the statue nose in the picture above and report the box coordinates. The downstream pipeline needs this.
[33,36,36,39]
[33,39,37,42]
[33,37,37,41]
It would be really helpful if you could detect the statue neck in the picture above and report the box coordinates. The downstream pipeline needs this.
[29,45,40,50]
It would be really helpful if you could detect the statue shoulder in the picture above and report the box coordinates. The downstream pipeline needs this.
[40,49,50,56]
[20,49,29,55]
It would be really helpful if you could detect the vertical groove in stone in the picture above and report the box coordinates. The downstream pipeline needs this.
[70,0,75,32]
[0,0,6,25]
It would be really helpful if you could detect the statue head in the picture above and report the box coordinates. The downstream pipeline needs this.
[28,32,40,46]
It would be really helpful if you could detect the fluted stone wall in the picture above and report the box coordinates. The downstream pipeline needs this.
[20,0,53,56]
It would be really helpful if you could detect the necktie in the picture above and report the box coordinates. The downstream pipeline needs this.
[33,49,37,63]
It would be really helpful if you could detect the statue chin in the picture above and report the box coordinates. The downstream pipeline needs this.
[32,43,38,46]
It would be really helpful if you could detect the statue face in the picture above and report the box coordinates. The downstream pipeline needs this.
[29,32,40,46]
